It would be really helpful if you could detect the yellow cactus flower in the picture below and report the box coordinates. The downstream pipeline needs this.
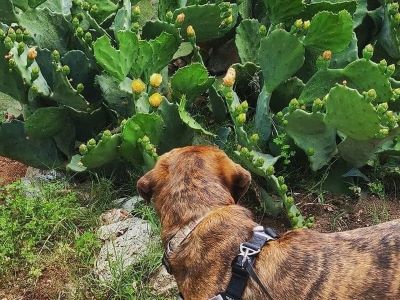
[294,19,303,28]
[223,67,236,87]
[150,73,163,88]
[176,13,185,24]
[131,79,146,94]
[186,25,195,38]
[149,93,163,107]
[27,47,37,60]
[322,50,332,61]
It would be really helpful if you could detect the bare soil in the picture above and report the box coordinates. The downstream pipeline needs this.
[0,156,27,185]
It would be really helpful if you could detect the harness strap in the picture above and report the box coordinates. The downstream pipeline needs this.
[171,226,278,300]
[219,226,278,300]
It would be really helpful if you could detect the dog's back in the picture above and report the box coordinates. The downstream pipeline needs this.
[252,219,400,299]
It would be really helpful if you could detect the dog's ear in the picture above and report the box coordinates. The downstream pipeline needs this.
[231,164,251,202]
[137,171,154,201]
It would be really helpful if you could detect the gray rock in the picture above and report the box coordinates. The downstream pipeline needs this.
[24,167,64,182]
[113,196,143,212]
[149,266,178,296]
[95,216,152,281]
[99,208,131,225]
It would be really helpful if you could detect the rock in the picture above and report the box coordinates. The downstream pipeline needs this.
[149,266,178,296]
[98,216,139,240]
[95,216,152,281]
[99,208,131,225]
[24,167,64,182]
[113,196,143,212]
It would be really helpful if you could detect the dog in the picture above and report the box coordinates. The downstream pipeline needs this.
[137,145,400,299]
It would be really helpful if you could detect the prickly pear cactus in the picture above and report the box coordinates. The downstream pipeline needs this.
[2,0,400,229]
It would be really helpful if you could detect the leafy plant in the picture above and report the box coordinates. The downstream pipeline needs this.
[2,0,400,227]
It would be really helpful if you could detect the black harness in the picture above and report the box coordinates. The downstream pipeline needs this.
[163,226,279,300]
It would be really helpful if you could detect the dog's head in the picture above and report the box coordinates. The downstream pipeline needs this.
[137,146,251,206]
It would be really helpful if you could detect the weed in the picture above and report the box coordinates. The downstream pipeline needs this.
[368,202,390,225]
[368,181,386,199]
[0,180,83,274]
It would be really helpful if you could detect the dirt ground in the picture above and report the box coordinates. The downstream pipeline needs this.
[0,156,27,185]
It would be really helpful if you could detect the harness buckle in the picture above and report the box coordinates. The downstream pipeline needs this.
[208,295,225,300]
[239,242,260,267]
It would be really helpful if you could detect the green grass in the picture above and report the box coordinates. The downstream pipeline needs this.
[0,177,171,299]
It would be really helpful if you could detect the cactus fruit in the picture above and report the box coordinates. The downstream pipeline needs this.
[149,73,163,88]
[223,67,236,87]
[132,79,146,94]
[149,93,163,107]
[27,47,37,60]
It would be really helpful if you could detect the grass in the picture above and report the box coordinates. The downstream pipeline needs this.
[0,176,170,300]
[368,202,390,225]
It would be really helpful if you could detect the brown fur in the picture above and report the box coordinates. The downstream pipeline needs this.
[137,146,400,300]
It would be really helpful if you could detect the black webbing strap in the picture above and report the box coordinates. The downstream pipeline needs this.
[167,227,278,300]
[219,227,278,300]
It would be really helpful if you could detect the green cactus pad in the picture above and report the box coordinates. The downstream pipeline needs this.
[66,154,87,172]
[234,149,280,178]
[81,133,121,169]
[51,63,91,111]
[143,32,179,79]
[67,106,113,141]
[299,69,344,103]
[131,32,179,80]
[24,107,67,138]
[174,3,239,42]
[96,75,133,117]
[263,0,304,24]
[142,20,180,41]
[0,47,28,101]
[158,99,194,153]
[0,0,18,23]
[209,85,227,123]
[86,0,118,24]
[158,0,179,20]
[338,127,400,167]
[54,122,76,157]
[171,63,214,104]
[259,29,305,93]
[286,110,337,171]
[61,50,90,87]
[232,62,260,106]
[18,8,71,54]
[235,19,261,64]
[120,113,164,164]
[377,6,400,59]
[300,58,393,103]
[255,86,272,145]
[0,120,64,168]
[135,92,151,114]
[301,1,357,20]
[94,30,138,81]
[113,0,131,35]
[304,10,353,52]
[178,96,215,137]
[325,85,382,141]
[344,59,393,103]
[270,77,305,112]
[330,32,358,69]
[9,44,50,97]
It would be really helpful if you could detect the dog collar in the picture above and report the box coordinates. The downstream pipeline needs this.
[166,215,206,256]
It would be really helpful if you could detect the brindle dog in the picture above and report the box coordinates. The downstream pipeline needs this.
[137,146,400,300]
